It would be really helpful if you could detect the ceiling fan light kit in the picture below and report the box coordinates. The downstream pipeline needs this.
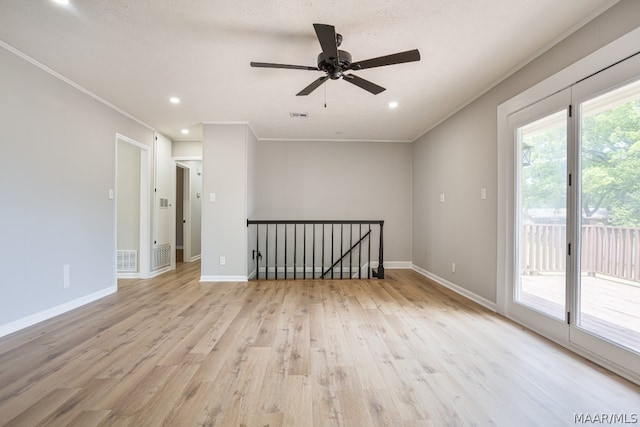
[250,23,420,96]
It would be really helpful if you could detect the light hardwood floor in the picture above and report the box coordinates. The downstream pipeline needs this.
[0,261,639,426]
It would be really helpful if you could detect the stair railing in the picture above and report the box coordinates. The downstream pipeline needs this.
[246,220,384,280]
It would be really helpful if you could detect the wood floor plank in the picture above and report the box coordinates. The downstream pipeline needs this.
[4,387,81,427]
[310,347,344,427]
[365,387,406,427]
[333,365,375,427]
[218,347,272,426]
[0,264,639,426]
[66,409,112,427]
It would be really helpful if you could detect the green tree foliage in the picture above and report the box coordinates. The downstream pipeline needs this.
[581,100,640,226]
[521,96,640,226]
[520,112,567,213]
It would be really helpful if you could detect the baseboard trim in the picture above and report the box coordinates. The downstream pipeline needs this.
[190,254,201,262]
[149,266,171,278]
[411,264,497,312]
[0,286,118,338]
[200,275,248,283]
[249,261,413,280]
[374,261,413,269]
[117,272,140,279]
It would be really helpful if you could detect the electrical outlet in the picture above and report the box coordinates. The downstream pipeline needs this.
[481,188,487,200]
[439,193,445,203]
[451,262,456,273]
[219,256,226,266]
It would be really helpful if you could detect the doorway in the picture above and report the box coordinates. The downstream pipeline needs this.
[115,134,150,279]
[173,160,203,263]
[503,54,640,383]
[176,163,190,264]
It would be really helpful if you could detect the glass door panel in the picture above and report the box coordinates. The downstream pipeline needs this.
[578,77,640,354]
[516,109,568,321]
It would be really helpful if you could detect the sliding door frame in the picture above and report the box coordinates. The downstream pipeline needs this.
[569,52,640,378]
[504,89,572,345]
[498,27,640,385]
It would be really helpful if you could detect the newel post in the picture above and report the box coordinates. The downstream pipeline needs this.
[377,221,385,279]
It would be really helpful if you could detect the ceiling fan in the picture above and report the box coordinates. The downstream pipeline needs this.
[250,23,420,96]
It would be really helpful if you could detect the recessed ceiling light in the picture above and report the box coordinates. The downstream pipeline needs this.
[53,0,69,4]
[169,97,180,104]
[181,129,189,135]
[388,101,399,109]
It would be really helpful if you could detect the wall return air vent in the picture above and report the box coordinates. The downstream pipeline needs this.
[117,250,138,273]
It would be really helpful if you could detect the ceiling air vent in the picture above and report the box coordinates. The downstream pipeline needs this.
[289,112,309,118]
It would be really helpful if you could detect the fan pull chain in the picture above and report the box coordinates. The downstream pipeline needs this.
[324,83,327,108]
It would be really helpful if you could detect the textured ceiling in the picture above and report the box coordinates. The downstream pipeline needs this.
[0,0,619,142]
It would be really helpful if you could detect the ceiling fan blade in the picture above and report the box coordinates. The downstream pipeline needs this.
[343,74,385,95]
[313,23,339,63]
[297,76,329,96]
[250,62,318,71]
[350,49,421,70]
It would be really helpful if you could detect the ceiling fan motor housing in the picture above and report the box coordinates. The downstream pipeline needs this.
[317,50,352,79]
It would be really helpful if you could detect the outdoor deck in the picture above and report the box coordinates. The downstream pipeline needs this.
[520,274,640,353]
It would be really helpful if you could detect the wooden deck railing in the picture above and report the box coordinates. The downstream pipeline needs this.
[521,224,640,282]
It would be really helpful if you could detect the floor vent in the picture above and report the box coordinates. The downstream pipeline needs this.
[117,250,138,273]
[152,244,171,270]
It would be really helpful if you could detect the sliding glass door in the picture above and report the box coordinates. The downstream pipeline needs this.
[571,55,640,374]
[507,53,640,381]
[507,89,571,343]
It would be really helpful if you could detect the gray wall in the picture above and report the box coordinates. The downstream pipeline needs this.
[0,45,154,330]
[202,124,254,279]
[412,0,640,304]
[246,130,258,276]
[254,140,412,262]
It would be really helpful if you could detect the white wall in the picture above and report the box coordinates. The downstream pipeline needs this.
[254,140,412,262]
[153,133,175,270]
[412,0,640,304]
[172,140,202,158]
[0,45,154,334]
[117,140,141,256]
